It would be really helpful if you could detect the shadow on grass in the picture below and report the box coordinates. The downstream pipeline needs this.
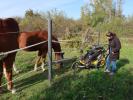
[30,66,133,100]
[14,60,75,92]
[117,58,129,70]
[15,70,48,92]
[53,58,76,76]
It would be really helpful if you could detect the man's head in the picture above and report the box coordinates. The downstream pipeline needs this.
[106,31,116,40]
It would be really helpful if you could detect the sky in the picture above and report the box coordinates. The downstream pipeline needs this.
[0,0,132,19]
[122,0,133,17]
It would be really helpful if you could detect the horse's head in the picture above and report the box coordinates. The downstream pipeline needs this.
[55,52,64,69]
[52,37,64,69]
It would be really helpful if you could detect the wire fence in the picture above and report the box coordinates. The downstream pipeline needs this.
[0,31,107,88]
[0,31,19,34]
[0,18,106,89]
[0,38,79,88]
[0,40,48,56]
[1,65,47,88]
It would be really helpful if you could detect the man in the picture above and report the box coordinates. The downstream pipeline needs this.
[105,32,121,75]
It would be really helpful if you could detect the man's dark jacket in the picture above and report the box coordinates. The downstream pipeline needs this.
[109,36,121,60]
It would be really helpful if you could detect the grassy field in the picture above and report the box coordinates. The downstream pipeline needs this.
[0,38,133,100]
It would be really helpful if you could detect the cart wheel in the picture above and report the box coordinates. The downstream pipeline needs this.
[98,58,106,68]
[71,61,79,69]
[71,61,79,74]
[100,59,105,67]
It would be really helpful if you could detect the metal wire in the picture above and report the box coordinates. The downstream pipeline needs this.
[0,40,48,56]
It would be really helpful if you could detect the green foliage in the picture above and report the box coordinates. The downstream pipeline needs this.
[48,9,82,37]
[19,9,47,32]
[62,33,82,48]
[80,0,127,36]
[81,4,91,30]
[95,17,124,34]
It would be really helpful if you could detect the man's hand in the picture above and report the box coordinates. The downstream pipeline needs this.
[112,52,115,54]
[106,49,109,54]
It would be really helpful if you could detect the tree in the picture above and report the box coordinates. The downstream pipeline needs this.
[116,0,123,17]
[20,9,47,31]
[81,4,91,30]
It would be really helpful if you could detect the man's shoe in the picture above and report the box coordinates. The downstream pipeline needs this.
[104,69,110,73]
[109,72,115,76]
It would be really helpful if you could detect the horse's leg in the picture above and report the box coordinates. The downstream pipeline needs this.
[13,62,20,74]
[3,56,16,94]
[0,61,3,93]
[40,56,46,72]
[40,50,47,71]
[34,56,41,71]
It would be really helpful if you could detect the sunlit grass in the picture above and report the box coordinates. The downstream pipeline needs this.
[0,38,133,100]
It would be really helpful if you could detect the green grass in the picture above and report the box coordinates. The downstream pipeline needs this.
[0,39,133,100]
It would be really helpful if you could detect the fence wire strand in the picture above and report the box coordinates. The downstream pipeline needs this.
[0,39,81,88]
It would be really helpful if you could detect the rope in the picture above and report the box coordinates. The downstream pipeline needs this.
[53,52,64,54]
[0,39,80,57]
[52,57,77,64]
[59,40,82,42]
[0,31,19,35]
[0,39,79,74]
[0,40,48,56]
[0,39,80,88]
[52,40,82,43]
[0,53,8,60]
[0,40,47,75]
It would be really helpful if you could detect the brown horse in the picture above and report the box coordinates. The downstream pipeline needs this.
[0,18,19,93]
[13,30,64,72]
